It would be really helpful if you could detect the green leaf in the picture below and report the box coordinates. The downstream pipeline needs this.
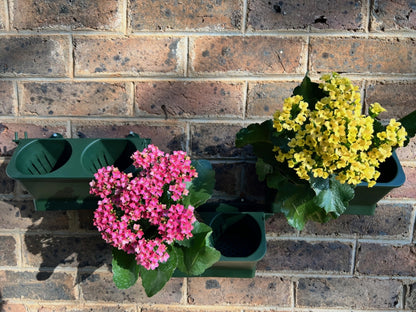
[399,109,416,147]
[183,159,215,209]
[112,248,139,289]
[256,158,273,182]
[176,221,221,276]
[293,73,327,108]
[216,203,239,213]
[310,175,355,217]
[235,120,274,147]
[139,245,178,297]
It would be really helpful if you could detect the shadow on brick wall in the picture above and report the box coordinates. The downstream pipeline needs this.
[19,201,112,284]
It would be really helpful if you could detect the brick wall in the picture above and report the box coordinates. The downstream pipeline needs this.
[0,0,416,311]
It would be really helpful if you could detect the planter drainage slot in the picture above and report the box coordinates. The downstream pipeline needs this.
[6,132,150,211]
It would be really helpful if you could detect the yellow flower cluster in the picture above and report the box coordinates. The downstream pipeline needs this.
[273,73,407,187]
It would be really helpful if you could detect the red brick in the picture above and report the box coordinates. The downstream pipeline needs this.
[23,234,111,269]
[74,36,185,77]
[130,0,242,31]
[0,200,70,231]
[371,0,416,31]
[0,158,15,194]
[187,277,291,306]
[212,163,243,196]
[0,271,76,300]
[0,121,68,156]
[365,80,416,120]
[12,0,122,31]
[30,305,136,312]
[135,81,244,118]
[190,36,306,75]
[190,123,242,158]
[248,0,364,31]
[258,240,352,272]
[310,37,416,74]
[0,235,17,266]
[265,213,299,236]
[247,81,299,117]
[296,277,402,309]
[0,1,6,30]
[302,203,414,240]
[357,243,416,276]
[396,137,416,161]
[0,36,70,77]
[80,272,183,304]
[142,308,238,312]
[0,81,15,115]
[388,166,416,199]
[72,122,185,153]
[0,302,27,312]
[21,82,133,117]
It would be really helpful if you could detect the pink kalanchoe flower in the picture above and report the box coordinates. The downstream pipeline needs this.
[91,144,198,270]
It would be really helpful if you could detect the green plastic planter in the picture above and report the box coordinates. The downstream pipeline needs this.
[344,151,406,215]
[6,133,150,211]
[174,211,267,278]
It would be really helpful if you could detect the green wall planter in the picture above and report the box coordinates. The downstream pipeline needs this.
[6,133,150,211]
[174,211,267,278]
[344,151,406,215]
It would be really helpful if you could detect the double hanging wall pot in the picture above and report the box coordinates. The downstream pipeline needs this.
[6,132,150,211]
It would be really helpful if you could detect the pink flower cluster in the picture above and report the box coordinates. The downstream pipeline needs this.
[90,144,198,270]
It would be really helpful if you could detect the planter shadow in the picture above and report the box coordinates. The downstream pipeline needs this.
[6,132,150,211]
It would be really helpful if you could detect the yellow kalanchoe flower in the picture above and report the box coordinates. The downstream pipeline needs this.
[272,73,407,187]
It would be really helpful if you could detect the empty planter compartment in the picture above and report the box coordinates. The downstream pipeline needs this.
[6,134,150,211]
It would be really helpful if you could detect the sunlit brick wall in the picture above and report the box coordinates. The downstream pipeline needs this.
[1,0,416,311]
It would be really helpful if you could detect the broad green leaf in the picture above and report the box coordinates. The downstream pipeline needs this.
[112,248,139,289]
[139,245,178,297]
[256,158,273,182]
[310,175,355,217]
[183,159,215,209]
[176,221,221,276]
[399,109,416,147]
[292,73,328,108]
[235,120,274,147]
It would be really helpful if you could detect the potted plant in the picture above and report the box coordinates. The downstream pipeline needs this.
[89,144,221,297]
[236,73,416,230]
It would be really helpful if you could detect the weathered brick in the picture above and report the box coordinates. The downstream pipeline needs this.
[0,36,70,77]
[357,243,416,276]
[405,282,416,310]
[130,0,242,31]
[23,234,111,269]
[388,166,416,198]
[0,121,68,156]
[241,162,268,199]
[248,0,364,31]
[190,36,306,75]
[0,271,76,300]
[0,1,7,30]
[74,36,186,76]
[190,123,242,158]
[0,235,17,266]
[265,213,299,236]
[302,203,414,240]
[0,302,27,312]
[26,305,136,312]
[0,158,15,194]
[310,37,416,74]
[247,81,299,117]
[258,240,352,272]
[0,200,70,231]
[187,277,291,306]
[396,137,416,161]
[371,0,416,31]
[12,0,122,31]
[142,308,238,312]
[296,277,402,309]
[212,163,242,196]
[72,122,186,152]
[135,81,244,118]
[21,82,133,117]
[0,81,15,115]
[80,272,183,304]
[365,80,416,120]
